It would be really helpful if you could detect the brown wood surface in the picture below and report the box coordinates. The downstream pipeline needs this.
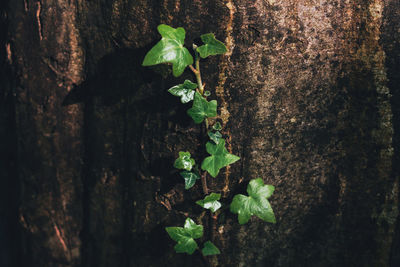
[1,0,399,266]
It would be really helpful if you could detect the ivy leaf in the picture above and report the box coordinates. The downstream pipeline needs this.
[187,92,217,124]
[202,241,221,256]
[142,24,194,77]
[180,171,200,190]
[201,140,240,178]
[197,33,228,58]
[168,80,197,103]
[212,122,222,131]
[196,193,222,212]
[208,131,222,144]
[230,178,276,225]
[174,151,195,171]
[165,218,204,255]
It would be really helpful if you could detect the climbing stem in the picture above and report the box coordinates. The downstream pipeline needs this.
[195,57,204,95]
[201,171,209,195]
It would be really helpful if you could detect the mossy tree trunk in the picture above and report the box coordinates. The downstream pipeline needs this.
[1,0,399,266]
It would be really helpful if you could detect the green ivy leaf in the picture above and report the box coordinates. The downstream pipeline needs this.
[230,178,276,225]
[202,241,221,256]
[180,171,200,189]
[142,24,194,77]
[174,151,195,171]
[196,193,222,212]
[212,122,222,131]
[168,80,197,103]
[197,33,228,58]
[165,218,204,255]
[208,131,222,145]
[187,92,217,124]
[201,139,240,178]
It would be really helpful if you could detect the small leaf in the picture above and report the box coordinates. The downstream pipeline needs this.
[187,92,217,124]
[201,139,240,178]
[165,218,204,255]
[230,178,276,225]
[180,171,200,189]
[197,33,228,58]
[204,90,211,97]
[168,80,197,103]
[202,241,221,256]
[174,151,195,171]
[142,24,194,77]
[196,193,222,212]
[208,131,222,144]
[212,122,222,131]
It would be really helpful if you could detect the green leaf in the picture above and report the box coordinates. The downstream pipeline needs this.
[165,218,204,255]
[197,33,228,58]
[168,80,197,103]
[208,131,222,144]
[174,151,195,171]
[230,178,276,225]
[142,24,194,77]
[180,171,200,189]
[202,241,221,256]
[196,193,222,212]
[187,92,217,124]
[201,139,240,178]
[204,90,211,97]
[212,122,222,131]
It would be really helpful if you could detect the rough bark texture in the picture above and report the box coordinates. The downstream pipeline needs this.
[1,0,399,267]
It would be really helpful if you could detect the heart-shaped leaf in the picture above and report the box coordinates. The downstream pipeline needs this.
[208,131,222,144]
[168,80,197,103]
[187,92,217,124]
[142,24,194,77]
[165,218,204,255]
[174,151,195,171]
[201,139,240,178]
[202,241,221,256]
[197,33,228,58]
[180,171,200,189]
[196,193,222,212]
[230,178,276,224]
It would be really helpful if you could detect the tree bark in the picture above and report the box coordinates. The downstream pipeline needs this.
[1,0,399,266]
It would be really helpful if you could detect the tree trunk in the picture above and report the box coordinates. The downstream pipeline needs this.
[1,0,399,266]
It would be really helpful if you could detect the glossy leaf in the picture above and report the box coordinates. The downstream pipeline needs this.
[202,241,221,256]
[208,131,222,145]
[230,178,276,224]
[187,92,217,124]
[165,218,204,255]
[174,151,195,171]
[197,33,228,58]
[168,80,197,103]
[196,193,222,212]
[142,24,193,77]
[201,140,240,177]
[180,171,200,189]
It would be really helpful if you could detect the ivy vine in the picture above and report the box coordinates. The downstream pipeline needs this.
[142,24,276,257]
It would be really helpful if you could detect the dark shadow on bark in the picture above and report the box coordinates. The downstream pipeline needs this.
[383,1,400,266]
[0,1,21,266]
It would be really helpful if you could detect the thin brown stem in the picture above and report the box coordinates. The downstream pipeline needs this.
[201,171,208,195]
[189,64,197,74]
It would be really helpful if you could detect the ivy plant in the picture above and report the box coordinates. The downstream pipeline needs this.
[230,178,276,224]
[142,24,277,257]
